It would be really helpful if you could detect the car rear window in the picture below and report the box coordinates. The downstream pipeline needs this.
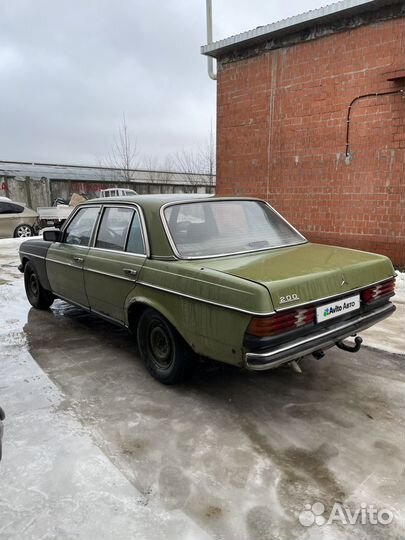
[163,200,306,258]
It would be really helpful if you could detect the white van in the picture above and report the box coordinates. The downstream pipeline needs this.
[100,188,137,198]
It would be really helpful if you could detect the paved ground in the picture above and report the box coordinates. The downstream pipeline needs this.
[0,239,404,539]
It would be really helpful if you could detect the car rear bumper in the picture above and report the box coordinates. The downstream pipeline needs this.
[245,303,396,371]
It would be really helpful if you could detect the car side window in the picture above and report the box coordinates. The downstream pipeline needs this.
[64,207,99,246]
[0,202,10,214]
[96,207,133,251]
[165,203,208,246]
[126,210,145,254]
[0,202,24,214]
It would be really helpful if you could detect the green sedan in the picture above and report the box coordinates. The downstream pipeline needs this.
[19,195,396,384]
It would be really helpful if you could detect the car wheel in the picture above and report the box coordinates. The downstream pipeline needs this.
[137,308,195,384]
[24,262,54,309]
[14,224,34,238]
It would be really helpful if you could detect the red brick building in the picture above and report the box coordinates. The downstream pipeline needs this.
[202,0,405,266]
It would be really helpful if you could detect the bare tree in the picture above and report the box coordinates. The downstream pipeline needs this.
[142,155,160,184]
[143,156,175,186]
[158,156,175,186]
[102,119,215,193]
[106,114,139,182]
[201,125,216,184]
[171,149,201,193]
[171,129,216,192]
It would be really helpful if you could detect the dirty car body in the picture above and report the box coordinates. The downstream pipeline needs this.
[18,195,396,383]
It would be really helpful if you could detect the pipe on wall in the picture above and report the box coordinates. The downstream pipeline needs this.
[345,89,404,158]
[206,0,217,80]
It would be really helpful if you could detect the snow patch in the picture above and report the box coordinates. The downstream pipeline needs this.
[394,271,405,304]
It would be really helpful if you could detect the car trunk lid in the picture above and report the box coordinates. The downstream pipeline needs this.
[200,243,395,311]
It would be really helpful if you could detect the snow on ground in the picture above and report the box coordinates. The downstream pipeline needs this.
[0,238,404,355]
[0,237,32,247]
[394,270,405,303]
[361,270,405,356]
[0,237,28,283]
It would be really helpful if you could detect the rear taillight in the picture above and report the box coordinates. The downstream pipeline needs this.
[247,306,315,337]
[361,278,395,304]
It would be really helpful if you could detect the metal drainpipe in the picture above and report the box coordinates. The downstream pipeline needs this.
[206,0,217,80]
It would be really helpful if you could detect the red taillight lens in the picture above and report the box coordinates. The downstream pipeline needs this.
[361,278,395,304]
[247,307,315,337]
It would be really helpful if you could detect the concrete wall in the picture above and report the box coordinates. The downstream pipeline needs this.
[0,176,215,209]
[0,177,50,209]
[215,15,405,265]
[50,180,212,201]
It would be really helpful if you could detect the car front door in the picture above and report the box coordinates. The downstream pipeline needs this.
[46,205,100,308]
[84,204,147,323]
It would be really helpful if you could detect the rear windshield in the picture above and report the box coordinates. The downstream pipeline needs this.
[163,200,306,258]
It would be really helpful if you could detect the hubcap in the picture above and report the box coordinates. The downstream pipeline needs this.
[17,226,32,237]
[29,273,39,297]
[149,324,172,368]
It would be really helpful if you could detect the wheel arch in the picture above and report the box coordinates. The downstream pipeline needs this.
[126,298,189,345]
[125,287,249,367]
[22,256,52,292]
[19,240,53,290]
[20,255,30,270]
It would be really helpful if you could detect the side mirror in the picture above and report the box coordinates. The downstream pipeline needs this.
[43,228,62,242]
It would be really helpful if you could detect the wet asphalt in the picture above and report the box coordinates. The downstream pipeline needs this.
[0,240,404,539]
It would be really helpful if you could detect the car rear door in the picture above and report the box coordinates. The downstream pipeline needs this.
[83,204,147,323]
[46,205,100,308]
[0,201,24,238]
[0,202,13,238]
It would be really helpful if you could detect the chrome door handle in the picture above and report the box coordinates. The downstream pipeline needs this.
[73,256,84,263]
[123,268,137,276]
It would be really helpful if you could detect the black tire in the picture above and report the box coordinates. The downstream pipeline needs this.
[24,262,54,309]
[137,308,195,384]
[14,224,34,238]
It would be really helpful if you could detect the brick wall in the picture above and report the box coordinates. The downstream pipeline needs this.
[216,17,405,266]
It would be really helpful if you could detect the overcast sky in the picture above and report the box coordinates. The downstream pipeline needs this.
[0,0,328,167]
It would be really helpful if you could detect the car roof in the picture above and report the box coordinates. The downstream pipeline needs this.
[85,193,214,211]
[79,194,263,258]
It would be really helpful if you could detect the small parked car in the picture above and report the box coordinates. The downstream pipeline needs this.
[0,406,4,460]
[0,199,38,238]
[18,195,396,384]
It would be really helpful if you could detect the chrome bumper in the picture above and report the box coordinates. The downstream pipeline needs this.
[245,303,396,371]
